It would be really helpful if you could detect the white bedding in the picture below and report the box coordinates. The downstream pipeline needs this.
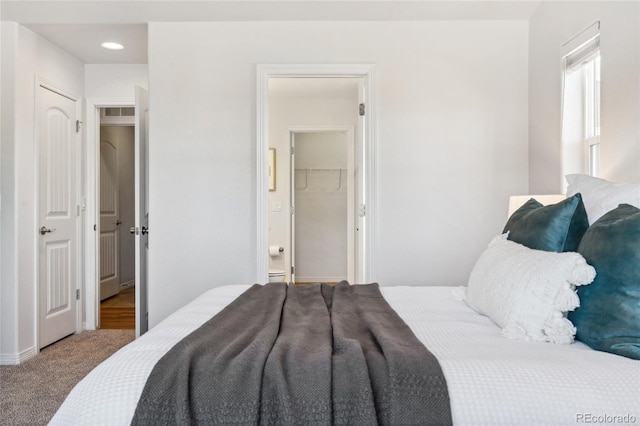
[51,285,640,425]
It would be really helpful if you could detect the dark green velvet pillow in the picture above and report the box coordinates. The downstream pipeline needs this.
[569,204,640,360]
[503,193,589,252]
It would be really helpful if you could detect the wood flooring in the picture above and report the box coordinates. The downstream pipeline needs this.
[100,286,135,330]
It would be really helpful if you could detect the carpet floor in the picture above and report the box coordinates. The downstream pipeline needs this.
[0,329,135,425]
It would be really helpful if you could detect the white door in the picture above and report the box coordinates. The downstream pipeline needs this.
[134,86,149,337]
[99,134,121,300]
[38,85,79,348]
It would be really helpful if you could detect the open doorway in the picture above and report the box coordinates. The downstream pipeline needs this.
[98,108,136,329]
[86,87,148,337]
[291,130,355,284]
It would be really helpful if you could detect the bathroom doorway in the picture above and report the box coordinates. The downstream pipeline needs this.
[265,76,363,284]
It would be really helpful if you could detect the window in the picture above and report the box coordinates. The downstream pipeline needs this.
[561,35,601,179]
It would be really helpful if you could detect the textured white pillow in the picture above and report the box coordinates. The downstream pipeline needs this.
[566,174,640,224]
[464,234,595,344]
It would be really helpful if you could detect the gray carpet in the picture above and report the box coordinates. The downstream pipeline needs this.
[0,329,135,425]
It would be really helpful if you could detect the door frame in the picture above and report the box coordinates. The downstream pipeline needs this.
[289,126,356,283]
[34,78,83,350]
[256,64,377,283]
[85,99,134,331]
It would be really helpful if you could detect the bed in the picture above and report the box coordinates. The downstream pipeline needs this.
[51,284,638,425]
[51,174,640,425]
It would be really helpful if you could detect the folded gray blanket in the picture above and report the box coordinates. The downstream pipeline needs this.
[131,282,451,425]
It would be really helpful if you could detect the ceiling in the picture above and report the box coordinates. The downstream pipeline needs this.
[23,24,148,64]
[2,1,543,64]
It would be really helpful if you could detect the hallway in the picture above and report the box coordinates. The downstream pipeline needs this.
[100,287,135,329]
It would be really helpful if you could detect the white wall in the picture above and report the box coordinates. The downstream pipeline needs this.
[0,23,84,363]
[148,21,529,326]
[529,1,640,192]
[1,23,19,363]
[85,64,148,101]
[268,79,359,282]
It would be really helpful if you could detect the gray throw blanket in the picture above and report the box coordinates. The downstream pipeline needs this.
[131,282,451,425]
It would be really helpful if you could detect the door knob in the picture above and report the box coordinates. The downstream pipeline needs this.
[130,227,138,235]
[141,226,148,235]
[40,226,55,235]
[116,220,122,225]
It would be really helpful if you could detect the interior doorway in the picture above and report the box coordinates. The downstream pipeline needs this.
[291,130,355,284]
[264,75,364,284]
[98,109,136,329]
[86,87,149,337]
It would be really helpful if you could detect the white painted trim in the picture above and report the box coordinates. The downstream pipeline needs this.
[34,77,82,351]
[85,99,135,331]
[256,64,377,284]
[0,354,19,365]
[120,279,135,289]
[0,346,37,365]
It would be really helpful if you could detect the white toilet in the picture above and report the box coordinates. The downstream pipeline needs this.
[268,269,286,283]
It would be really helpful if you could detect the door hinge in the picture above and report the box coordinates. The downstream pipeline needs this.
[75,120,83,133]
[290,146,295,155]
[76,289,80,300]
[290,206,295,215]
[359,103,365,116]
[359,204,366,217]
[291,266,295,274]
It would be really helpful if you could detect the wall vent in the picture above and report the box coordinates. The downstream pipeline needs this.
[100,107,135,125]
[103,107,135,117]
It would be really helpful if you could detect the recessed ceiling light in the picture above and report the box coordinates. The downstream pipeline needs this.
[101,42,124,50]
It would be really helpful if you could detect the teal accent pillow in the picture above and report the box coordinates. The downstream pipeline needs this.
[569,204,640,360]
[503,193,589,252]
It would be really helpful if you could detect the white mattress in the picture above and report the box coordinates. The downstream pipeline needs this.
[51,285,640,425]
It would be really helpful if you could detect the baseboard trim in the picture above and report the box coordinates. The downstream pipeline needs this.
[0,353,19,365]
[120,280,135,289]
[0,346,37,365]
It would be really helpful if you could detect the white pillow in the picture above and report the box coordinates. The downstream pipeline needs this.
[464,234,595,344]
[566,174,640,224]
